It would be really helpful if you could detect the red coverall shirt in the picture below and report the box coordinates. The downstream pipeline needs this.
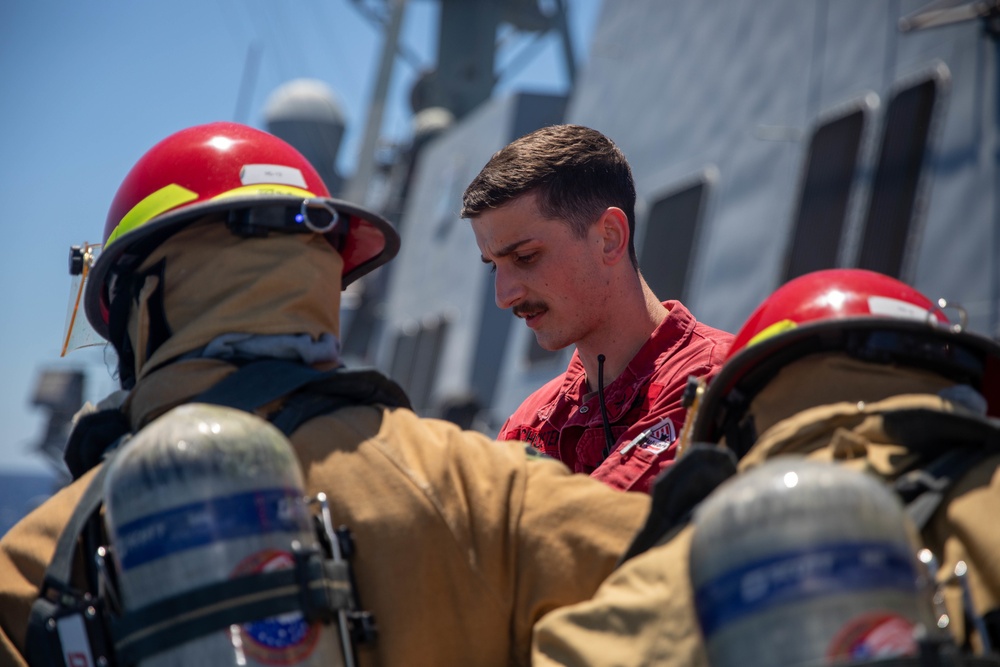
[497,301,733,493]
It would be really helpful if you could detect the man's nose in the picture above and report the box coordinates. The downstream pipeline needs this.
[494,266,524,310]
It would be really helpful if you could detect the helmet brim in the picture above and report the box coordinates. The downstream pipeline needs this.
[84,194,400,340]
[691,316,1000,448]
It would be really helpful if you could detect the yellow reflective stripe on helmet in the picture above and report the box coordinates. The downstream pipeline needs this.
[745,319,798,348]
[105,184,199,249]
[105,183,319,250]
[210,184,316,199]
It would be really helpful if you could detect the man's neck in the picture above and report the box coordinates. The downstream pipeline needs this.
[579,280,668,390]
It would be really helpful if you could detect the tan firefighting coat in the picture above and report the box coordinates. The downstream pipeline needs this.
[0,225,651,667]
[532,355,1000,665]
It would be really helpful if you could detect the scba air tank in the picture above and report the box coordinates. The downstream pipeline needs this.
[104,403,344,667]
[690,457,940,667]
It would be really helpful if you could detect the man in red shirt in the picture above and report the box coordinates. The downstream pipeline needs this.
[462,124,733,493]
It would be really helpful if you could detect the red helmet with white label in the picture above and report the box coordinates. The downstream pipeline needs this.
[82,121,399,340]
[690,269,1000,448]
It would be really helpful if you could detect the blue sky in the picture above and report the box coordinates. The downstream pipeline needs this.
[0,0,601,473]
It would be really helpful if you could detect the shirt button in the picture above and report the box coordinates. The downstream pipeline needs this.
[579,406,590,414]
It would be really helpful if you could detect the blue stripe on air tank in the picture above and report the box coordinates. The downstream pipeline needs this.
[113,488,307,570]
[694,541,919,638]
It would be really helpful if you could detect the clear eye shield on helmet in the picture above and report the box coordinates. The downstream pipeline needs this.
[62,242,104,356]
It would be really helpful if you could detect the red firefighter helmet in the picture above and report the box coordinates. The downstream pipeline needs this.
[83,121,399,340]
[690,269,1000,450]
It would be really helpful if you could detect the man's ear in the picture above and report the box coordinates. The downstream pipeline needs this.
[598,207,630,265]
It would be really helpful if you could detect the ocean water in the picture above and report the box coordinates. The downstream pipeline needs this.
[0,469,60,536]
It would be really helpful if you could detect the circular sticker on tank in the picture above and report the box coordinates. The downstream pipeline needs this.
[232,549,321,665]
[827,611,918,661]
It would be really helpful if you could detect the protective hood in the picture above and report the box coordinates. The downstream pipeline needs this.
[738,353,960,444]
[123,218,343,382]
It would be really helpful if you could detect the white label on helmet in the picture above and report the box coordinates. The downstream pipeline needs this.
[240,164,307,188]
[868,296,929,321]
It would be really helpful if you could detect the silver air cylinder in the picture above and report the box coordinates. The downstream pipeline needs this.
[104,403,344,667]
[690,457,939,667]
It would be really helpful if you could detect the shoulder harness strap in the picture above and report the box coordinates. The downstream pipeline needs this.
[193,359,411,435]
[617,444,737,565]
[25,460,117,666]
[884,407,1000,531]
[30,359,408,666]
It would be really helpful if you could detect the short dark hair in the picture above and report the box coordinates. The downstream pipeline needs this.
[461,124,638,266]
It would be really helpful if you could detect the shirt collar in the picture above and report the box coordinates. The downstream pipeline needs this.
[552,300,697,420]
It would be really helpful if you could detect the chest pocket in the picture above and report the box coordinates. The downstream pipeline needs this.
[575,426,628,470]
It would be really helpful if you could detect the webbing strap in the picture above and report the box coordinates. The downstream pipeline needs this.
[846,655,1000,666]
[112,551,352,666]
[618,445,737,565]
[25,460,116,667]
[193,359,330,414]
[194,360,411,435]
[896,446,992,530]
[985,609,1000,657]
[883,408,1000,530]
[38,461,113,598]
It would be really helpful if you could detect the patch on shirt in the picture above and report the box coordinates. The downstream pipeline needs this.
[638,417,676,454]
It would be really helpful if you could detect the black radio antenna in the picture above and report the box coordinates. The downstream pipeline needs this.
[597,354,616,459]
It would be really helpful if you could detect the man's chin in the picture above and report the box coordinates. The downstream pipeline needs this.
[531,332,570,352]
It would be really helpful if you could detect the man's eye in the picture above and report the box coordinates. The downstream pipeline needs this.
[515,253,536,265]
